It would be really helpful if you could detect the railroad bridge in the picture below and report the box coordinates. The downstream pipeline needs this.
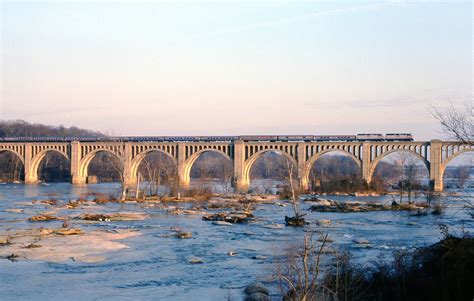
[0,139,471,192]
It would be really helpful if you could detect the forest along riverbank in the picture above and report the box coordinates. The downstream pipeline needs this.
[0,183,472,300]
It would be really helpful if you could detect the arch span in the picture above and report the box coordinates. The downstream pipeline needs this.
[243,149,298,189]
[368,149,430,183]
[78,149,122,183]
[27,149,70,183]
[182,149,232,186]
[130,149,177,182]
[441,149,473,178]
[0,149,25,181]
[0,149,24,165]
[302,149,362,189]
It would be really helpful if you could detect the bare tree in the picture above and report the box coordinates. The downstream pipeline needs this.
[275,230,331,301]
[222,160,233,195]
[139,153,178,197]
[104,146,128,200]
[101,132,128,200]
[431,103,473,145]
[455,166,470,188]
[432,103,473,217]
[284,157,306,226]
[395,152,419,204]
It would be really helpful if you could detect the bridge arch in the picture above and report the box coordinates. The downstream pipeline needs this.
[302,149,362,189]
[78,149,122,183]
[182,149,232,186]
[28,149,70,183]
[130,149,177,182]
[441,148,473,178]
[0,149,25,181]
[243,149,297,189]
[368,149,430,183]
[0,149,24,165]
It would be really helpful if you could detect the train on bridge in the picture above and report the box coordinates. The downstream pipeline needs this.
[0,133,413,142]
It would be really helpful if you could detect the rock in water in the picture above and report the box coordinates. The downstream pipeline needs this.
[244,292,270,301]
[353,238,370,244]
[285,215,306,227]
[211,221,233,226]
[244,283,270,300]
[28,215,58,222]
[316,219,331,226]
[175,231,193,239]
[54,228,84,235]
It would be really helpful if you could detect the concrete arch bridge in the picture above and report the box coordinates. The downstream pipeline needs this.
[0,139,471,192]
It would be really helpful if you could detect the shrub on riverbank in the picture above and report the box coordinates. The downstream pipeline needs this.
[273,228,473,301]
[321,234,474,301]
[310,176,370,194]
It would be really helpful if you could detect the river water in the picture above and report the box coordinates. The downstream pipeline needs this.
[0,181,473,301]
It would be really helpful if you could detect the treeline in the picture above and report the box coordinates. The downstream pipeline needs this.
[0,120,103,137]
[0,120,106,182]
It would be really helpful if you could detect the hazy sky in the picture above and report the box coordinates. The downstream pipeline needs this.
[1,0,472,139]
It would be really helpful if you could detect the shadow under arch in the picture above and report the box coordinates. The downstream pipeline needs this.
[30,149,70,182]
[183,149,233,185]
[79,149,122,182]
[302,149,362,188]
[441,149,474,177]
[243,149,298,187]
[368,149,430,183]
[130,148,178,182]
[441,149,473,189]
[0,149,25,181]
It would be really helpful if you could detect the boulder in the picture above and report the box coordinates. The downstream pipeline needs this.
[28,214,59,222]
[211,221,233,226]
[285,215,307,227]
[262,223,284,230]
[316,219,331,226]
[175,231,193,239]
[244,283,269,296]
[54,228,83,235]
[244,292,270,301]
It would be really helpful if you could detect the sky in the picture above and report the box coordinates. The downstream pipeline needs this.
[0,0,472,140]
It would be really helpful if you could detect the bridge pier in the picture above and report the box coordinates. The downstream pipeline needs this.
[233,140,248,193]
[23,143,38,184]
[430,140,443,192]
[361,142,372,185]
[70,141,85,184]
[297,142,308,191]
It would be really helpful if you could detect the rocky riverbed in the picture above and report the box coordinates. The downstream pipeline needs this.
[0,182,472,300]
